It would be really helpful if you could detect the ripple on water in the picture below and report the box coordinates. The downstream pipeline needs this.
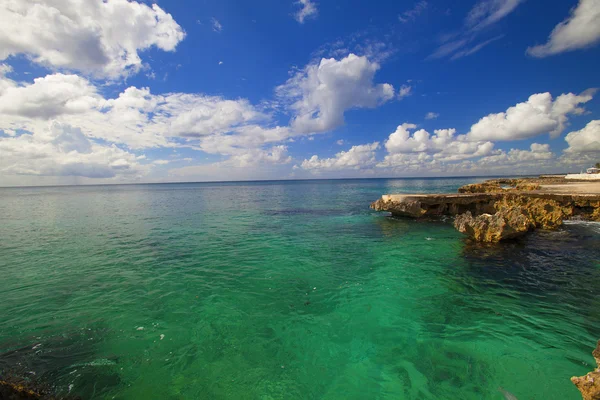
[0,180,598,399]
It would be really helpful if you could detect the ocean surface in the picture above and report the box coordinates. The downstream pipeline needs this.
[0,178,599,400]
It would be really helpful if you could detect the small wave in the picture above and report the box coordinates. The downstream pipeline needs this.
[563,220,600,233]
[71,358,117,367]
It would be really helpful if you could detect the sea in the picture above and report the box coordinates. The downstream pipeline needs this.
[0,178,599,400]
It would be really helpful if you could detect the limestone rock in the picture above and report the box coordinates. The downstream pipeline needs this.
[453,207,534,242]
[515,182,541,191]
[458,183,503,193]
[571,340,600,400]
[457,179,540,194]
[495,195,569,230]
[370,198,426,218]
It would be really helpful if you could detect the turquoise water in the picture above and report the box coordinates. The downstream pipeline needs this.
[0,178,599,399]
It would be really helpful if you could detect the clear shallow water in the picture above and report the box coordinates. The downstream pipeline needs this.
[0,178,599,400]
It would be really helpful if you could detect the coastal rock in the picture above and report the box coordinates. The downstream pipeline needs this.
[458,183,504,193]
[370,194,499,218]
[370,197,426,218]
[372,177,600,242]
[458,179,540,194]
[453,207,533,242]
[571,340,600,400]
[496,195,568,230]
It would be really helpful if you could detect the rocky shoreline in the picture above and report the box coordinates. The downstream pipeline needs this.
[370,177,600,242]
[571,340,600,400]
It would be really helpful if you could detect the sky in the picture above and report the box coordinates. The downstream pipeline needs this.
[0,0,599,186]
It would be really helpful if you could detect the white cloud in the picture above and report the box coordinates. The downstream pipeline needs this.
[382,124,494,165]
[376,152,433,170]
[197,126,291,156]
[0,64,12,75]
[477,143,554,167]
[0,0,185,78]
[276,54,394,134]
[450,35,504,60]
[212,18,223,32]
[527,0,600,57]
[0,73,100,118]
[301,142,380,171]
[0,121,144,179]
[294,0,318,24]
[466,0,525,31]
[377,142,553,174]
[336,139,345,145]
[226,146,292,167]
[428,0,523,60]
[425,112,439,120]
[564,120,600,153]
[0,73,272,150]
[398,1,428,23]
[398,84,412,99]
[467,91,595,141]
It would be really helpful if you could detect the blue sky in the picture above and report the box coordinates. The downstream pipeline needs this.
[0,0,599,186]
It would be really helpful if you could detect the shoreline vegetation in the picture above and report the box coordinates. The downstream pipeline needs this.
[371,175,600,243]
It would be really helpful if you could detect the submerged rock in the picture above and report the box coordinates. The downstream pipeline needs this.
[571,340,600,400]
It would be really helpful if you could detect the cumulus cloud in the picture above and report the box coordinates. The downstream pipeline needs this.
[294,0,318,23]
[0,73,274,150]
[425,112,439,120]
[0,121,144,179]
[467,91,595,141]
[381,124,494,166]
[276,54,394,134]
[0,73,100,118]
[227,146,292,167]
[527,0,600,57]
[477,143,554,167]
[0,0,185,78]
[564,120,600,153]
[301,142,380,171]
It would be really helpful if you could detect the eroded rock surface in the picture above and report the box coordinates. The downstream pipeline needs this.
[571,340,600,400]
[371,177,600,242]
[454,207,533,242]
[457,179,540,194]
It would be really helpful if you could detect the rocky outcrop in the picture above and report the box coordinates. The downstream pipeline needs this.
[457,179,540,194]
[371,177,600,242]
[370,194,499,218]
[571,340,600,400]
[453,194,598,242]
[458,182,505,193]
[454,207,533,242]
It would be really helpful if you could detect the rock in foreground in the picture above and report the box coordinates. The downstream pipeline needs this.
[454,207,533,242]
[571,340,600,400]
